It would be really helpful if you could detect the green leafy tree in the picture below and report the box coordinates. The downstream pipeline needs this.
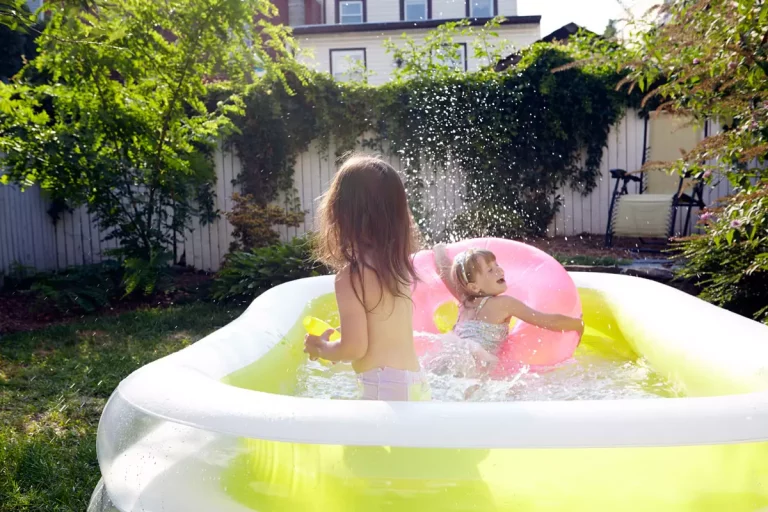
[0,0,299,266]
[0,3,43,82]
[571,0,768,323]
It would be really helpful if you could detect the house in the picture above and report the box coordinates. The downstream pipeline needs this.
[494,22,593,71]
[270,0,541,85]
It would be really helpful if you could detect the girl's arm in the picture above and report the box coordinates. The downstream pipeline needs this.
[497,296,584,334]
[434,243,461,300]
[305,269,368,362]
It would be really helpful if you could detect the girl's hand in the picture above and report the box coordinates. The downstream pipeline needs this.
[575,316,585,346]
[304,329,335,361]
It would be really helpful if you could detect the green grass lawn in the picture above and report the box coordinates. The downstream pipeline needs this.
[0,303,242,512]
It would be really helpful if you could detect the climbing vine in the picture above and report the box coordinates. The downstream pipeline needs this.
[223,27,639,245]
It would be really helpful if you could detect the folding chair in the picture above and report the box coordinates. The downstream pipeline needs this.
[605,114,707,250]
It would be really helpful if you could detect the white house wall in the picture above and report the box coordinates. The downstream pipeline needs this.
[297,23,540,85]
[366,1,400,22]
[321,0,519,24]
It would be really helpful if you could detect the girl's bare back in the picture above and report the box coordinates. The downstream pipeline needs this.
[336,266,420,374]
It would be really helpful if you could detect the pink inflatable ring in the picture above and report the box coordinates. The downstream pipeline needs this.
[411,238,582,376]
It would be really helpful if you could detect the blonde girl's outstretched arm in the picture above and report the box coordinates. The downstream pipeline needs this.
[497,296,584,334]
[434,243,461,300]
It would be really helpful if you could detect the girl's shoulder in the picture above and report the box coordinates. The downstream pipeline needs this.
[484,295,523,317]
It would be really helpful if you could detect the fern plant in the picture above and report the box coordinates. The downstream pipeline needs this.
[212,237,329,303]
[122,250,174,297]
[28,262,122,313]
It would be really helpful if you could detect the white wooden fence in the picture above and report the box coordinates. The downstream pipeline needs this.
[0,110,738,275]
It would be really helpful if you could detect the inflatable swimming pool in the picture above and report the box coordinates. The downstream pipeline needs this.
[88,272,768,512]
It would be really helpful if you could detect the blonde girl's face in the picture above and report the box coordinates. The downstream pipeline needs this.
[466,258,507,297]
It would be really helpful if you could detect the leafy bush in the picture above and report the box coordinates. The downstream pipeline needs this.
[440,202,538,242]
[212,237,329,303]
[674,187,768,325]
[28,261,123,313]
[121,250,174,297]
[226,192,305,251]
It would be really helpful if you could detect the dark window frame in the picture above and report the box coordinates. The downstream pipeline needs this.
[329,47,368,81]
[455,42,468,72]
[335,0,367,24]
[400,0,432,21]
[438,42,468,72]
[465,0,498,18]
[396,42,468,72]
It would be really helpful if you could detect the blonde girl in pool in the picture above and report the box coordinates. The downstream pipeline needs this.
[303,155,431,402]
[432,245,584,394]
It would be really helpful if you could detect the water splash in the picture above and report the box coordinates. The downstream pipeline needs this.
[293,333,680,402]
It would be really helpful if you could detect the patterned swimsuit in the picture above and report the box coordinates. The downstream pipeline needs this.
[453,296,510,352]
[422,296,510,378]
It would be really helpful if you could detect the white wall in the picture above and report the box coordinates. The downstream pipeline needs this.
[498,0,517,16]
[324,0,519,25]
[367,1,400,22]
[297,23,540,85]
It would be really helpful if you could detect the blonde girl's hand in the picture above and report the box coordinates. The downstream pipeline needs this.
[573,315,585,346]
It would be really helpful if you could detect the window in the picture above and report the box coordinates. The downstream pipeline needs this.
[330,49,367,82]
[468,0,495,18]
[337,0,365,24]
[402,0,429,21]
[438,43,467,72]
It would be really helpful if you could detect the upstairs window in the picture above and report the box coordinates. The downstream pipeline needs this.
[468,0,494,18]
[403,0,429,21]
[337,0,365,24]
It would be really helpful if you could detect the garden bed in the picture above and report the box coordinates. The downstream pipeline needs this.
[0,268,214,335]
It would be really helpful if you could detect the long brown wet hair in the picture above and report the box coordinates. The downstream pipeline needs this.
[314,154,419,310]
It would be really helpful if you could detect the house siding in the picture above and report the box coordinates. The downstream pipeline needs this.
[297,23,540,85]
[324,0,518,25]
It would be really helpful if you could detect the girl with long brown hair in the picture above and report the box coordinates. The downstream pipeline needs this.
[304,155,431,401]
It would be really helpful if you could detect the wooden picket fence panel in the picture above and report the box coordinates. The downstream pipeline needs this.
[0,110,737,274]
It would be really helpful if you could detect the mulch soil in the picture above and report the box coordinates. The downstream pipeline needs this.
[0,269,214,335]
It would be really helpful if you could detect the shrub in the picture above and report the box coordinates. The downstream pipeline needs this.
[28,261,123,313]
[226,193,305,252]
[440,202,539,242]
[212,237,329,303]
[674,187,768,325]
[121,250,174,297]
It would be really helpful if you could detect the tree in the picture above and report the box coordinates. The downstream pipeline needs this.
[571,0,768,323]
[0,4,43,82]
[602,19,617,39]
[0,0,299,265]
